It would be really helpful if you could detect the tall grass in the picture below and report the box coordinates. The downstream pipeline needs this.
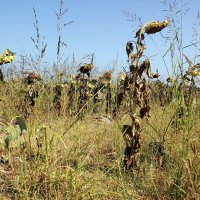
[0,0,200,199]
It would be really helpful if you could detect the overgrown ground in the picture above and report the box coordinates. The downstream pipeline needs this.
[0,79,199,200]
[0,0,200,199]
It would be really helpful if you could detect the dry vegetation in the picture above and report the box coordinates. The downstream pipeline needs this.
[0,1,200,199]
[0,77,199,199]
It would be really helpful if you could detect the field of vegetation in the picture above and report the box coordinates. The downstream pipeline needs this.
[0,1,200,199]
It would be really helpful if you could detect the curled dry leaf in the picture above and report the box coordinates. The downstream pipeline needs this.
[129,53,137,62]
[138,59,159,79]
[122,115,142,169]
[130,114,141,132]
[138,59,150,78]
[118,72,128,82]
[122,125,133,148]
[152,73,160,78]
[126,41,134,60]
[134,82,144,107]
[137,43,147,58]
[139,105,151,118]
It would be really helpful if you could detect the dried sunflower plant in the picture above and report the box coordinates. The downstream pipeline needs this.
[122,19,170,170]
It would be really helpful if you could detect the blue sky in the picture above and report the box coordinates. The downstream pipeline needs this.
[1,0,200,79]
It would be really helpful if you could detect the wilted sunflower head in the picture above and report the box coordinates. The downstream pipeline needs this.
[78,63,94,74]
[99,71,112,85]
[141,19,170,35]
[102,72,112,81]
[25,72,41,84]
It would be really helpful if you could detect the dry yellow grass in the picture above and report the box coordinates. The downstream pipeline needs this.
[0,84,199,199]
